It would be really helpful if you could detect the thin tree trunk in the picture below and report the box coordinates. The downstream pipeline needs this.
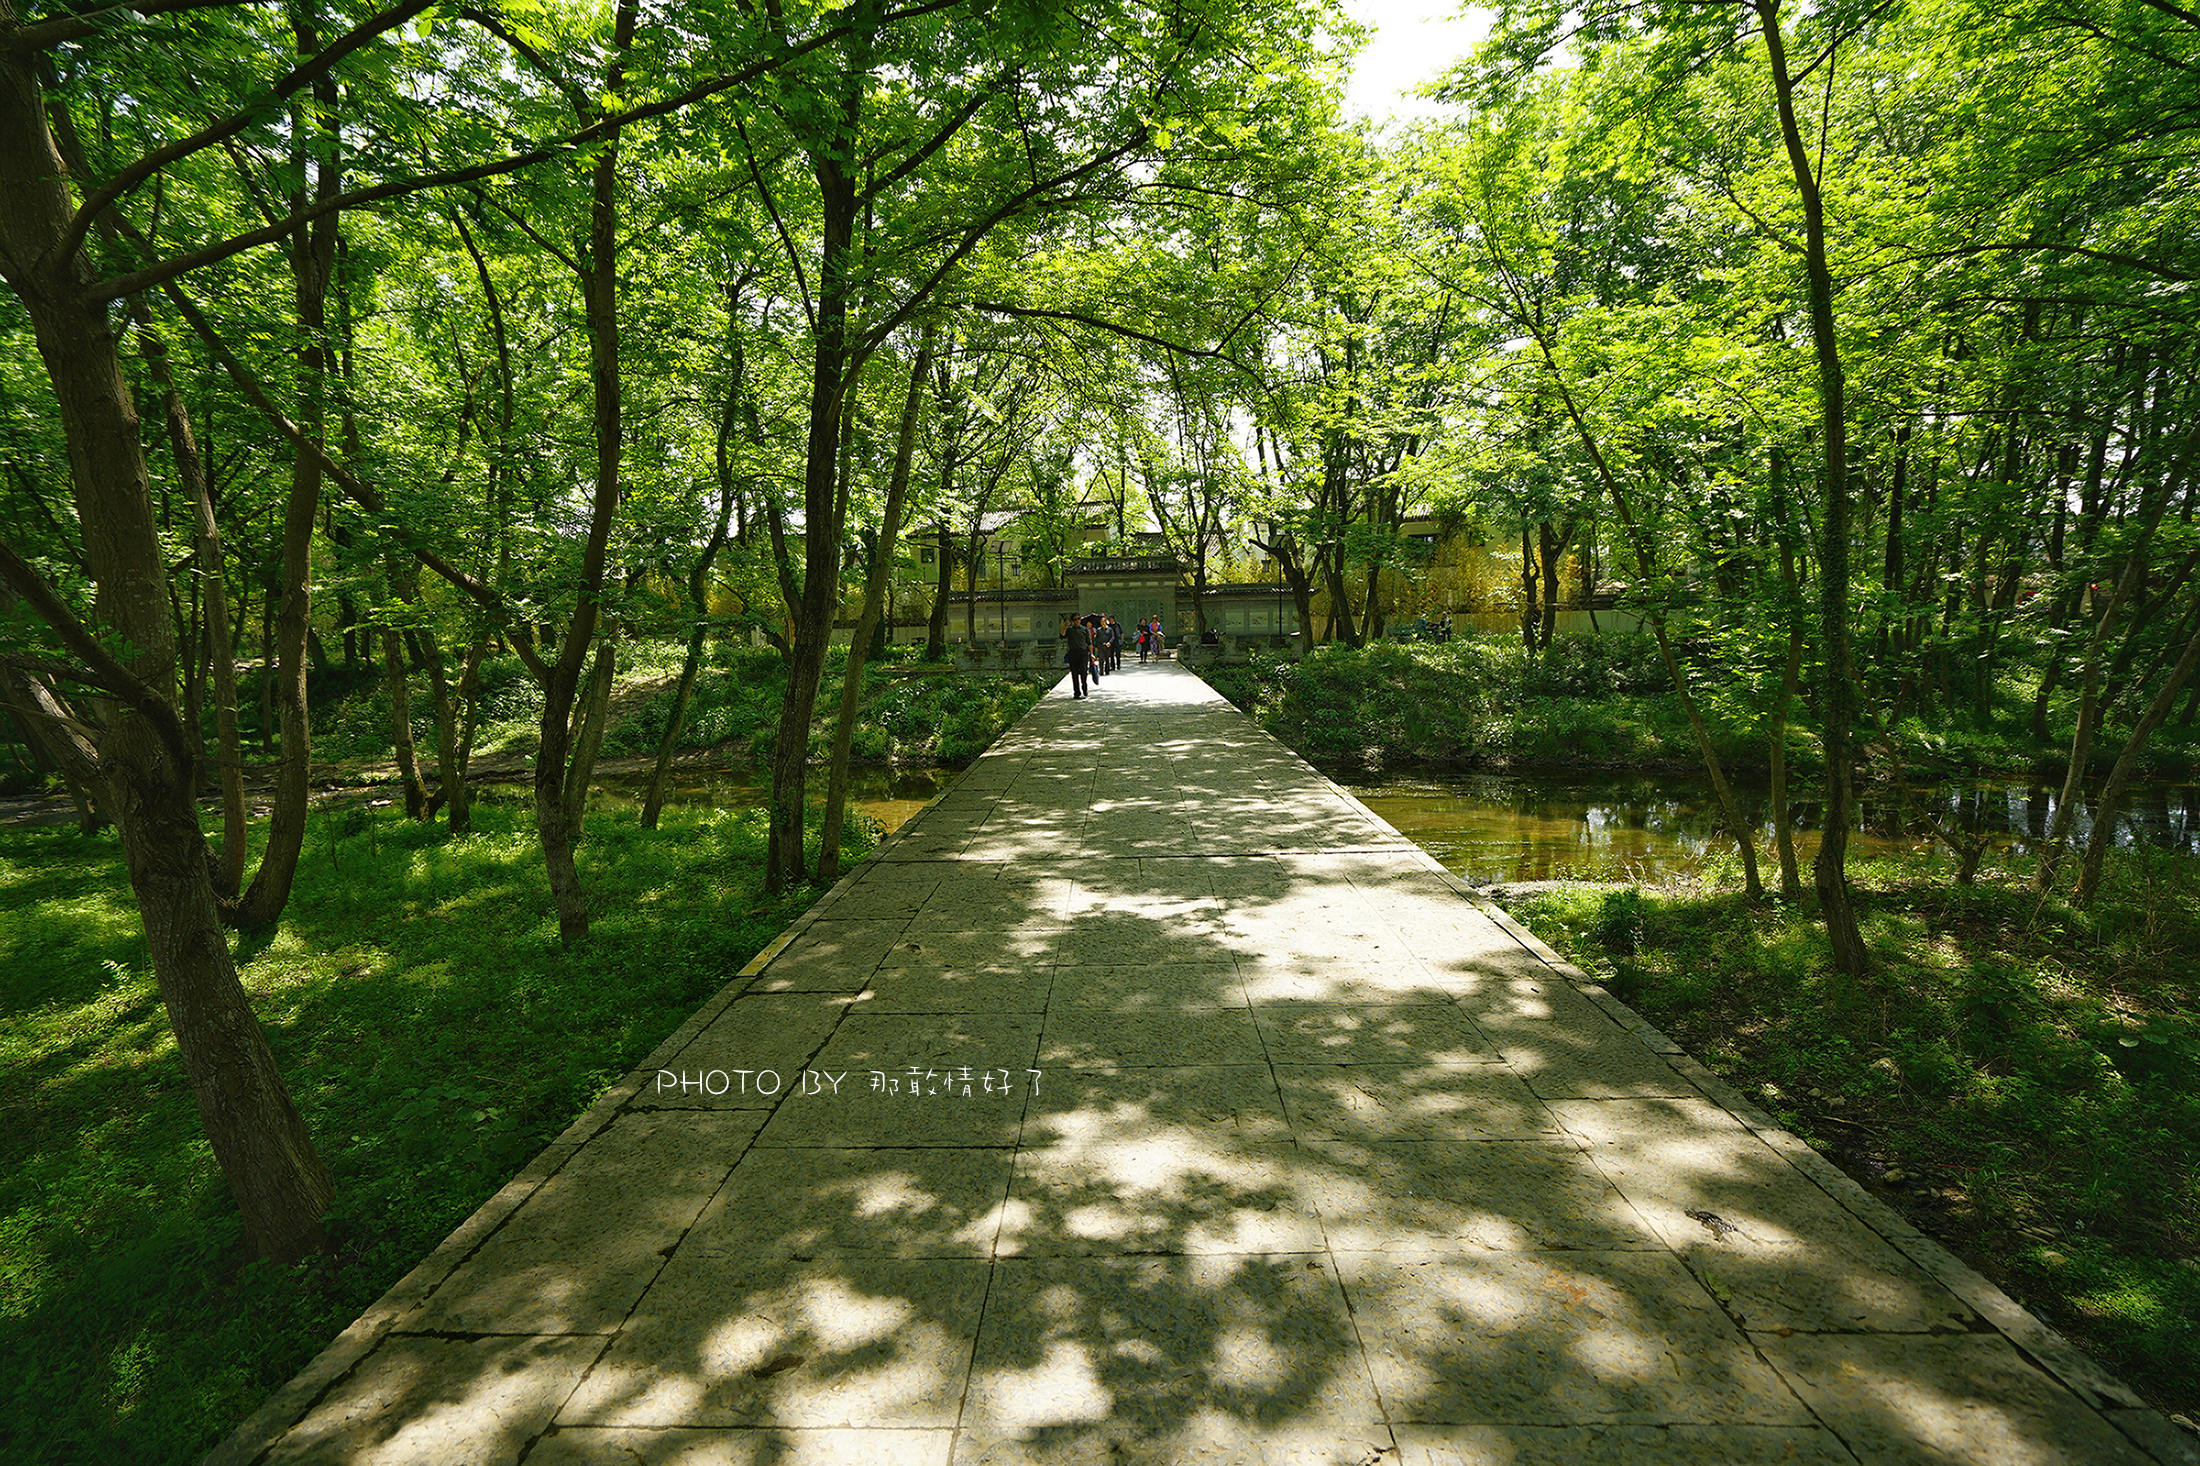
[419,625,463,827]
[134,307,247,891]
[1769,447,1805,900]
[1523,334,1762,901]
[642,623,707,831]
[536,0,640,938]
[1538,521,1568,649]
[1653,620,1764,898]
[1520,523,1537,651]
[0,642,109,831]
[2074,606,2200,902]
[821,319,936,882]
[258,575,276,755]
[1761,0,1865,973]
[2035,478,2176,890]
[925,523,953,659]
[561,637,616,843]
[384,625,428,819]
[766,4,879,890]
[446,636,486,832]
[233,46,342,929]
[642,286,748,828]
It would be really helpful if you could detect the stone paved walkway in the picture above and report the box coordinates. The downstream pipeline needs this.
[213,663,2194,1466]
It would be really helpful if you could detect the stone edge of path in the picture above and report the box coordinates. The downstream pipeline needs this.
[205,674,2196,1466]
[201,774,967,1466]
[1310,754,2196,1466]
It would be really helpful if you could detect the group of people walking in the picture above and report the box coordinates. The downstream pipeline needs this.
[1060,613,1166,698]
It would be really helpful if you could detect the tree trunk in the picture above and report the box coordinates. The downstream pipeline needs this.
[1519,523,1537,651]
[643,624,707,832]
[258,575,276,754]
[642,292,748,828]
[1537,521,1568,650]
[384,625,428,819]
[446,637,486,832]
[561,637,616,843]
[0,647,109,831]
[1769,617,1806,901]
[1323,544,1360,647]
[0,50,332,1259]
[1768,447,1805,900]
[821,320,936,882]
[2035,478,2175,890]
[1761,0,1866,975]
[232,50,342,929]
[2074,605,2200,902]
[1652,620,1764,899]
[536,0,641,938]
[420,625,465,830]
[131,305,246,891]
[925,523,953,659]
[964,528,981,645]
[766,33,870,890]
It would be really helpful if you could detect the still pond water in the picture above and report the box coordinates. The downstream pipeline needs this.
[1346,772,2200,885]
[599,761,2200,888]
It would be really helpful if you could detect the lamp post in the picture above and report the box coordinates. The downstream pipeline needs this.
[996,540,1008,648]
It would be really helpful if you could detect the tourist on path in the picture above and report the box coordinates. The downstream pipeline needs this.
[1061,615,1092,697]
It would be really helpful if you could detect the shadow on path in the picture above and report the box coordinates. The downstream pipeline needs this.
[213,664,2191,1466]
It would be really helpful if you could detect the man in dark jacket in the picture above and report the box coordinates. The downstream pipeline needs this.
[1061,615,1092,697]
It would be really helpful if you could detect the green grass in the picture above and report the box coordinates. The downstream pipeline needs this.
[1201,636,1747,771]
[0,792,867,1464]
[1507,853,2200,1416]
[303,640,1054,772]
[1198,635,2200,779]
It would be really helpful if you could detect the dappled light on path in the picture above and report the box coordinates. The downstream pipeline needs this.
[215,663,2185,1466]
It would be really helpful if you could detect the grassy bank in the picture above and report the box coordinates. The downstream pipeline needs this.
[0,794,866,1464]
[1202,636,1715,771]
[310,641,1054,774]
[1505,857,2200,1419]
[1200,637,2200,778]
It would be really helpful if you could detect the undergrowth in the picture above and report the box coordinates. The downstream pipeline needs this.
[0,795,864,1463]
[1508,853,2200,1417]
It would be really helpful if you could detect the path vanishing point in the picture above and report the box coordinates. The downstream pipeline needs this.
[212,661,2195,1466]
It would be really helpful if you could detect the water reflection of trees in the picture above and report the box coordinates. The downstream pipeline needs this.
[1353,773,2200,884]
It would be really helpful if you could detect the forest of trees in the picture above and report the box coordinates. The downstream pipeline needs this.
[2,0,2196,1262]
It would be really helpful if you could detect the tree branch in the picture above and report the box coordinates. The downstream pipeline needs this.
[859,76,1000,205]
[967,301,1242,362]
[80,0,975,303]
[61,0,436,264]
[155,277,551,679]
[8,0,264,53]
[0,538,189,754]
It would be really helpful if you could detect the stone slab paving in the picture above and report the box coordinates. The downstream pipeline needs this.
[211,662,2195,1466]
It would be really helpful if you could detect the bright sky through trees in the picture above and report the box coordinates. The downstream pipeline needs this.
[1340,0,1492,124]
